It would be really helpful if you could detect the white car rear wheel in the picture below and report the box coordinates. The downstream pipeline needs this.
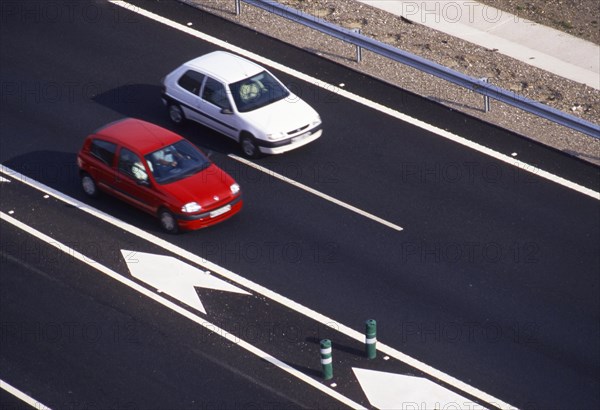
[168,104,185,125]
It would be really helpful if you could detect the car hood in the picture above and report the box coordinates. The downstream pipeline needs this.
[241,95,318,135]
[159,164,237,209]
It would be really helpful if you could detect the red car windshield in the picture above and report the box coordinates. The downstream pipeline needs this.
[145,140,211,184]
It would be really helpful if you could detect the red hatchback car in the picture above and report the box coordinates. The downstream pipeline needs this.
[77,118,242,233]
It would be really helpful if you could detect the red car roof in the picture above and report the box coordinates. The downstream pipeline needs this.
[94,118,183,155]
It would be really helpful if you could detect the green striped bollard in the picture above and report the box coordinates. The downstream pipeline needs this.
[320,339,333,380]
[365,319,377,359]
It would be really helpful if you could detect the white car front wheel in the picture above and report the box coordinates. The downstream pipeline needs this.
[240,134,260,158]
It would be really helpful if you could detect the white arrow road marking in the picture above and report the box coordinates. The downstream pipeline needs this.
[353,368,482,409]
[121,250,250,314]
[0,176,10,182]
[0,166,517,409]
[1,213,365,409]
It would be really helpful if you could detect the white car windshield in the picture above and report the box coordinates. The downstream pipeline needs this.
[229,71,290,113]
[145,140,211,184]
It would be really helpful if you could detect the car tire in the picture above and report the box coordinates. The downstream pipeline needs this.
[240,134,260,158]
[168,104,185,125]
[81,173,100,198]
[158,208,179,234]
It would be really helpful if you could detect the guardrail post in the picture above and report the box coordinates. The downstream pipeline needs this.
[352,28,362,62]
[235,0,241,15]
[241,0,599,137]
[320,339,333,380]
[481,77,490,112]
[365,319,377,359]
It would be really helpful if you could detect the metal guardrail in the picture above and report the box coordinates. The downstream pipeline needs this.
[239,0,600,139]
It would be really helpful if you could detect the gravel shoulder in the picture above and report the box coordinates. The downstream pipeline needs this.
[180,0,600,166]
[477,0,599,45]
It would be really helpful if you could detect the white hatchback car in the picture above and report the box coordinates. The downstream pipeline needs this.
[161,51,322,157]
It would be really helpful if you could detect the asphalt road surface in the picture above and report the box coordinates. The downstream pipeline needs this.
[1,0,598,409]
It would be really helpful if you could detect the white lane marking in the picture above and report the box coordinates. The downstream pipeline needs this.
[110,0,600,201]
[0,212,365,410]
[0,165,516,409]
[0,176,11,182]
[229,154,403,231]
[121,249,250,314]
[0,378,52,410]
[353,368,481,409]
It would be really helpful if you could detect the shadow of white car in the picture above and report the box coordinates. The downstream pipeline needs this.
[161,51,322,158]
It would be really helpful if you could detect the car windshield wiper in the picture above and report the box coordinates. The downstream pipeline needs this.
[181,162,210,178]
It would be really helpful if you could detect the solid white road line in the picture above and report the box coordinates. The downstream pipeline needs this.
[109,0,600,202]
[229,154,403,231]
[0,166,515,409]
[0,212,366,410]
[0,378,52,410]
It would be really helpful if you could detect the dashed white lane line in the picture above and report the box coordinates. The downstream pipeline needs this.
[109,0,600,202]
[0,211,366,410]
[0,378,52,410]
[0,165,515,409]
[228,154,403,231]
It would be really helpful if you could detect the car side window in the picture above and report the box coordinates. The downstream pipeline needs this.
[90,139,117,165]
[118,147,148,182]
[177,70,205,95]
[202,77,232,110]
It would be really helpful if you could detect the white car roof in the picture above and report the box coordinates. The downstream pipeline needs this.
[183,51,264,84]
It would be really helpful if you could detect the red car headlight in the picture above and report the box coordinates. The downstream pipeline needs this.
[181,202,202,213]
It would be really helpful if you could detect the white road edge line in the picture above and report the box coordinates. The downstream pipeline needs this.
[0,378,52,410]
[0,211,366,410]
[109,0,600,202]
[0,166,516,409]
[228,154,403,231]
